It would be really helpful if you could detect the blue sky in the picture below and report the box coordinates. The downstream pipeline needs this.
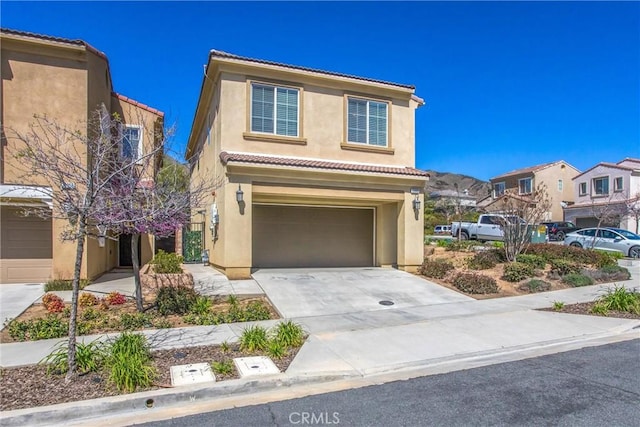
[2,1,638,181]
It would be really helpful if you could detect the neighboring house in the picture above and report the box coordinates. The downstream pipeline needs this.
[186,50,428,279]
[484,160,580,220]
[563,158,640,232]
[0,28,164,283]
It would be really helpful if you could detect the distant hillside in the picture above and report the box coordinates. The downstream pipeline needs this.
[425,171,490,199]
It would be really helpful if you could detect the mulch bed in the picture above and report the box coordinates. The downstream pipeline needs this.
[539,302,640,320]
[0,342,300,411]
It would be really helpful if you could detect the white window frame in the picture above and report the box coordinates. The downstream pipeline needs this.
[120,124,143,161]
[558,179,563,191]
[592,176,609,196]
[518,177,532,195]
[250,82,300,138]
[493,182,505,198]
[346,97,389,147]
[579,182,587,196]
[614,176,624,192]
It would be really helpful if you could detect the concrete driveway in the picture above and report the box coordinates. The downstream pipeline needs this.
[252,268,473,318]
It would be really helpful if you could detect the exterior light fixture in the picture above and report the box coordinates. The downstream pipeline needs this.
[413,194,421,213]
[236,184,244,203]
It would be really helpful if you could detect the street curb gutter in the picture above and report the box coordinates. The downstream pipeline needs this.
[0,373,355,427]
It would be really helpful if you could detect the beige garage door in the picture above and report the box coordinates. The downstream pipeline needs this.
[253,205,373,268]
[1,206,52,282]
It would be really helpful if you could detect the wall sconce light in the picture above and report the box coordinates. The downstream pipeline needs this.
[413,194,421,213]
[236,184,244,203]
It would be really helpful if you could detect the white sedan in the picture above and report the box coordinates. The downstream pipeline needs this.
[564,227,640,258]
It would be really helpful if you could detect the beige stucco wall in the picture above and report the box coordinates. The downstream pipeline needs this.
[534,163,580,220]
[216,71,416,167]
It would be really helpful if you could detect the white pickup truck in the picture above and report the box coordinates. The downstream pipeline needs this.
[450,214,524,242]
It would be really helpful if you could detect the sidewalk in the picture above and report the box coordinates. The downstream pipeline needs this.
[1,263,638,426]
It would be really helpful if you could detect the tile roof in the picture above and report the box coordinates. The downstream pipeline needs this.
[0,27,107,60]
[572,161,638,179]
[209,50,415,90]
[219,152,429,178]
[113,93,164,117]
[491,161,561,180]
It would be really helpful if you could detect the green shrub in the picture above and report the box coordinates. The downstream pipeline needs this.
[445,240,478,252]
[44,278,90,292]
[452,273,499,294]
[267,339,288,359]
[211,359,234,375]
[562,273,595,287]
[552,301,565,311]
[466,251,500,270]
[595,286,640,314]
[189,296,213,315]
[519,279,552,293]
[182,312,220,326]
[515,254,546,269]
[40,340,106,375]
[156,286,198,315]
[502,262,535,282]
[419,259,454,279]
[239,325,269,352]
[594,250,623,268]
[119,312,153,330]
[220,341,231,353]
[525,244,614,268]
[152,318,173,329]
[436,239,449,247]
[244,301,272,321]
[106,332,156,392]
[590,302,609,315]
[150,250,184,274]
[273,320,305,348]
[549,259,582,276]
[6,315,68,341]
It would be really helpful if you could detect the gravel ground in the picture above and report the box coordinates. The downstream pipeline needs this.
[0,343,299,411]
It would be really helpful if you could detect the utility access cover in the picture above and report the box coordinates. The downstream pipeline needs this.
[234,356,280,378]
[170,363,216,386]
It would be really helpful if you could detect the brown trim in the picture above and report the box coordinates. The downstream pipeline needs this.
[340,143,395,154]
[243,132,307,145]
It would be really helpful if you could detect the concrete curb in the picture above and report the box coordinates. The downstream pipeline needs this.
[2,324,638,427]
[0,373,354,427]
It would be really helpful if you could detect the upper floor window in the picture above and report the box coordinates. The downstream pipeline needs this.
[347,97,388,147]
[558,179,563,191]
[579,182,587,196]
[493,182,505,198]
[121,125,142,160]
[614,176,623,192]
[518,177,532,195]
[592,176,609,196]
[251,83,299,137]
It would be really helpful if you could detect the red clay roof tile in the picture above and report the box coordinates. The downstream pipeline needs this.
[112,93,164,117]
[219,152,429,178]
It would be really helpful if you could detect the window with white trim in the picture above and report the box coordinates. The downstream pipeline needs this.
[251,83,299,137]
[121,125,142,160]
[592,176,609,196]
[518,177,532,195]
[558,179,563,191]
[347,97,388,147]
[579,182,587,196]
[493,182,505,198]
[614,176,623,192]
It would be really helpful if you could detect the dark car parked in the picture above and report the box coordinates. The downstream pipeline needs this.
[542,221,580,241]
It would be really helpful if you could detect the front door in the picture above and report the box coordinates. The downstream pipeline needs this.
[119,234,141,267]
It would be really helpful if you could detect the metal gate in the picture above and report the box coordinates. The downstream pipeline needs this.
[182,222,204,263]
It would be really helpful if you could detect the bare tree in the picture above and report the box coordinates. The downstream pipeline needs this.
[587,191,628,248]
[623,193,640,234]
[494,184,552,262]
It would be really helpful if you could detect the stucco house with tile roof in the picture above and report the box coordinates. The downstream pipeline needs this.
[186,50,428,279]
[482,160,580,220]
[563,158,640,232]
[0,28,164,283]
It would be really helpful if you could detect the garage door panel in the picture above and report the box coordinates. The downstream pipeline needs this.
[253,206,373,268]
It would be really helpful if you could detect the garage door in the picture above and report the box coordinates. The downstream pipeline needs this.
[576,217,618,228]
[253,205,373,268]
[1,206,52,282]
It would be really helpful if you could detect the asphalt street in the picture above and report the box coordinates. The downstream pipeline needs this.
[135,339,640,427]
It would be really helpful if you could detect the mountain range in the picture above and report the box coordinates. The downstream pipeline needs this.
[424,170,490,199]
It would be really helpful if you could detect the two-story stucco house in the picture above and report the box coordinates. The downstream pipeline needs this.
[480,160,580,220]
[0,28,164,283]
[563,158,640,232]
[186,50,428,279]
